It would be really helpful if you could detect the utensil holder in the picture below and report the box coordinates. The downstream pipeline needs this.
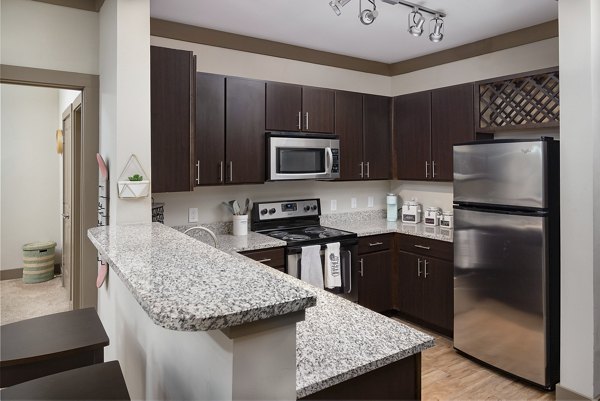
[232,215,248,236]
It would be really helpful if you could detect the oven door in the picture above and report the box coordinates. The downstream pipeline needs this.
[267,135,340,181]
[286,242,358,302]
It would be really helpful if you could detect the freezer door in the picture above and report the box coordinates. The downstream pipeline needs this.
[454,141,547,208]
[453,207,549,386]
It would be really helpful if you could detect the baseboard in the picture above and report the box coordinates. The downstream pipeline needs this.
[556,384,599,401]
[1,264,61,281]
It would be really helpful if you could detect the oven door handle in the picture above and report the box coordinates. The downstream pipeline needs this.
[344,249,352,294]
[325,147,333,175]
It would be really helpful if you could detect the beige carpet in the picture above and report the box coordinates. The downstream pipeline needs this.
[0,276,70,325]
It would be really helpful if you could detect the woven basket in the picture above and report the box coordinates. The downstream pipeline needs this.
[22,241,56,284]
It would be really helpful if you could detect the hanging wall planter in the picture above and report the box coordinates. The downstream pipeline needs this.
[117,154,150,199]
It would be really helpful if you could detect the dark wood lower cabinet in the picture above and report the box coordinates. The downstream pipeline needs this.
[300,353,421,400]
[358,250,393,312]
[397,251,423,319]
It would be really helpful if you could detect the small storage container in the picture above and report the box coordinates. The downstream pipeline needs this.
[22,241,56,284]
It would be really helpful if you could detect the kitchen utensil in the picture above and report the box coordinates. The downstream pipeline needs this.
[233,200,240,215]
[222,201,235,215]
[242,198,251,215]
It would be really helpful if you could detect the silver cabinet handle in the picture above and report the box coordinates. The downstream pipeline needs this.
[345,250,352,294]
[414,244,431,250]
[297,111,302,129]
[365,162,370,178]
[425,161,430,178]
[228,161,233,183]
[417,258,422,277]
[369,242,384,247]
[256,258,272,263]
[424,259,430,278]
[432,160,436,178]
[219,161,224,183]
[305,112,309,130]
[360,162,364,178]
[359,258,364,277]
[195,160,200,185]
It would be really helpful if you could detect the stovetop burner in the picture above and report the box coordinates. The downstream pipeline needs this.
[262,225,356,246]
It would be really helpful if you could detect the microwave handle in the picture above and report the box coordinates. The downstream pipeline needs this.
[325,147,333,175]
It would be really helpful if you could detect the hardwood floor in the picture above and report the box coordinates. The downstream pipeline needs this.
[392,318,555,401]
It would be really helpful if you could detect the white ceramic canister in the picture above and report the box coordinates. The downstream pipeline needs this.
[386,193,398,222]
[232,214,248,236]
[440,210,454,228]
[401,200,422,224]
[424,207,442,226]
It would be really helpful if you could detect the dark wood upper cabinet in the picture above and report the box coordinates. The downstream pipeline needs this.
[266,82,334,133]
[150,46,195,193]
[302,86,335,133]
[195,73,225,186]
[431,83,475,181]
[363,94,391,180]
[265,82,302,132]
[394,91,431,181]
[359,250,393,312]
[225,77,266,185]
[335,91,363,180]
[394,84,474,182]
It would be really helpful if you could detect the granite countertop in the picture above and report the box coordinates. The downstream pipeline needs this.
[87,223,316,331]
[192,231,435,398]
[321,210,454,243]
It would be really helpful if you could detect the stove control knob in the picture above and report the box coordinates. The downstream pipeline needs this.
[260,208,268,215]
[304,205,311,212]
[269,208,276,215]
[311,205,318,211]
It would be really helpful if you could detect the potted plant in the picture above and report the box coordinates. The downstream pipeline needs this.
[222,198,252,236]
[117,154,150,198]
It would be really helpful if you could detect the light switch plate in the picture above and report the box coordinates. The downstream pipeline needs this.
[368,196,374,207]
[330,199,337,211]
[188,207,199,223]
[351,198,357,209]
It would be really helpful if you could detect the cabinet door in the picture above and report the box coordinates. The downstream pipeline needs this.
[421,258,454,334]
[363,94,391,180]
[396,251,424,320]
[335,91,363,180]
[150,46,195,193]
[195,73,225,186]
[431,84,475,181]
[302,86,335,133]
[394,91,431,180]
[359,250,393,312]
[265,82,302,131]
[225,77,266,184]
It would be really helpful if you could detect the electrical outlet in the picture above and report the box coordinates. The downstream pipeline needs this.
[188,207,199,223]
[351,198,357,209]
[330,199,337,211]
[368,196,374,207]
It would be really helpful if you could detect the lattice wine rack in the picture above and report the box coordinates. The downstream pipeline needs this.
[476,68,559,131]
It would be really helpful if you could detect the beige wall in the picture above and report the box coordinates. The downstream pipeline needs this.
[1,84,61,270]
[0,0,99,75]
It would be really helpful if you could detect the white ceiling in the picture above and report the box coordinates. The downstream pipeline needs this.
[150,0,558,64]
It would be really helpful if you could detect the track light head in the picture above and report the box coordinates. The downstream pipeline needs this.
[429,15,444,42]
[408,8,425,37]
[358,0,378,25]
[329,0,351,16]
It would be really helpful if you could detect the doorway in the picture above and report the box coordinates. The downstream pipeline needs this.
[0,64,100,316]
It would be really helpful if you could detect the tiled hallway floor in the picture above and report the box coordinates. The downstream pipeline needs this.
[0,276,70,325]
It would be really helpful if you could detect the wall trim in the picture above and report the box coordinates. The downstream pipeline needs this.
[556,384,599,401]
[32,0,104,12]
[389,20,558,75]
[150,18,557,77]
[1,64,99,309]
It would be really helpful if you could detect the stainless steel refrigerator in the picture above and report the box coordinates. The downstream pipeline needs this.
[453,138,560,389]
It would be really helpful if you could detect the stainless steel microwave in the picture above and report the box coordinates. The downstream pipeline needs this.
[266,132,340,181]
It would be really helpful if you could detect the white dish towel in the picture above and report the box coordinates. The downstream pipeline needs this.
[301,245,324,289]
[324,242,342,289]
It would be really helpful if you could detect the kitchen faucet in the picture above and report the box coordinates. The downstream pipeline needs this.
[183,226,218,248]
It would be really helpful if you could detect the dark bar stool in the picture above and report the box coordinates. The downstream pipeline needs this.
[0,360,130,400]
[0,308,109,387]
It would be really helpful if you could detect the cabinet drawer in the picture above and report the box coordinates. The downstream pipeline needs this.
[358,234,392,254]
[396,234,453,261]
[240,247,285,268]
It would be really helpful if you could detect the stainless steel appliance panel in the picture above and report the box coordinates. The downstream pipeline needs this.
[268,135,340,181]
[454,141,547,208]
[454,207,548,386]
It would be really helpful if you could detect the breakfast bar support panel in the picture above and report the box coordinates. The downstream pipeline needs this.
[98,270,299,400]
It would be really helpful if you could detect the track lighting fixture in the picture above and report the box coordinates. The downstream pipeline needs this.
[429,14,444,42]
[329,0,446,42]
[329,0,351,16]
[408,7,425,37]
